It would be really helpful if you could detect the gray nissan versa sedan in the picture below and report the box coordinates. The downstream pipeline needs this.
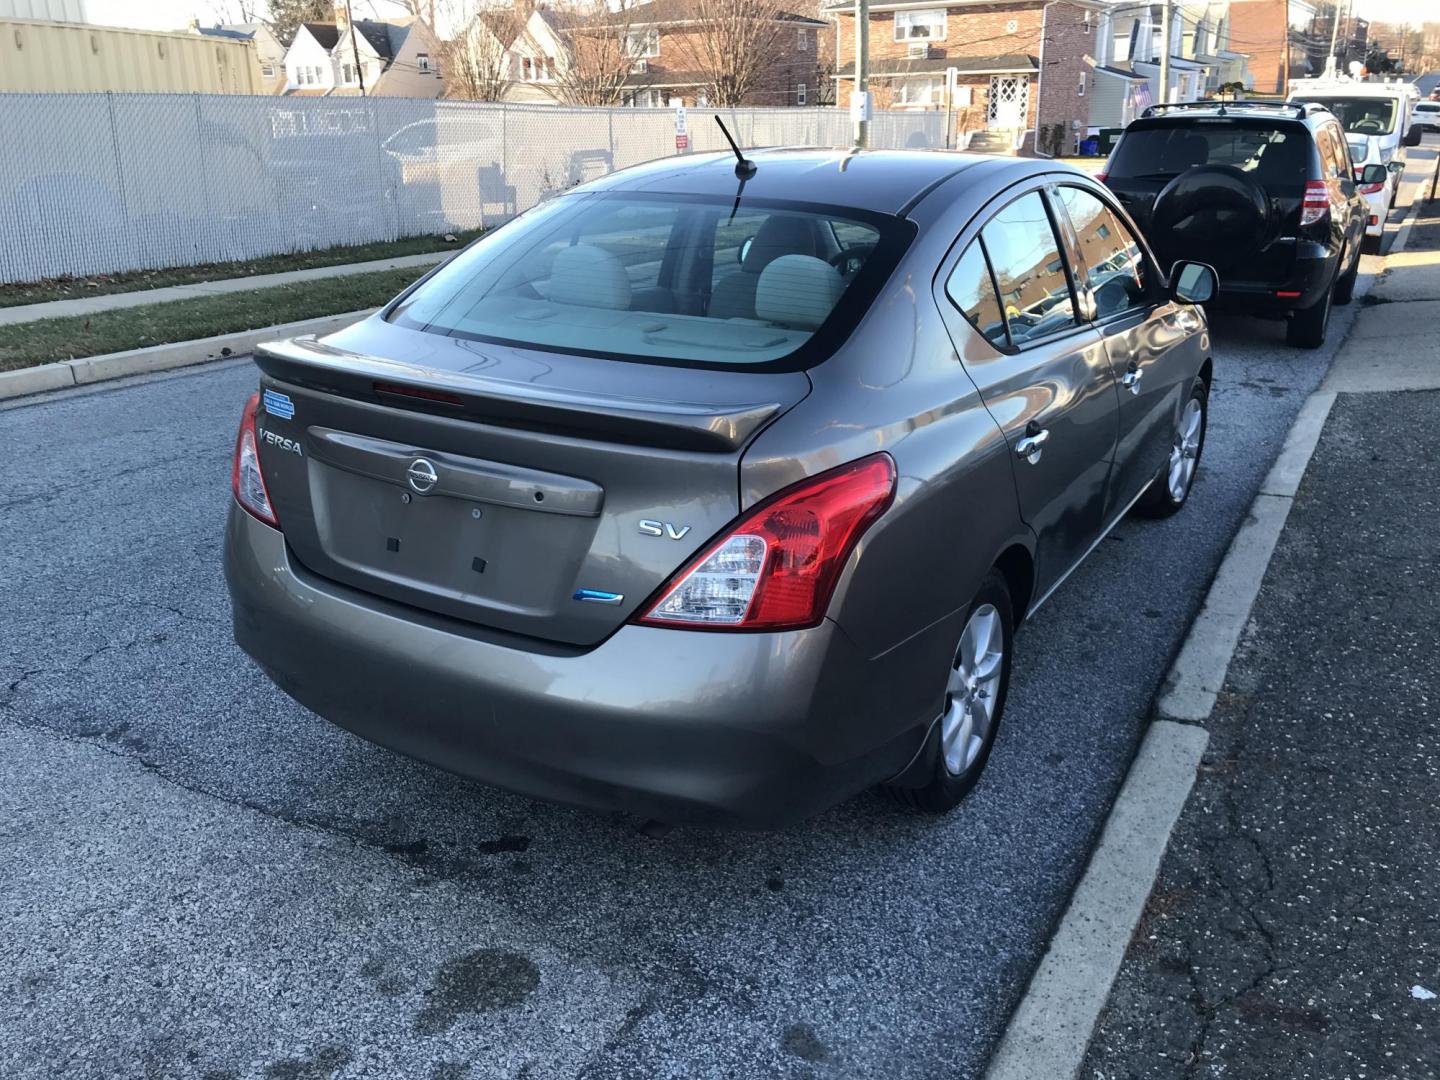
[224,147,1217,827]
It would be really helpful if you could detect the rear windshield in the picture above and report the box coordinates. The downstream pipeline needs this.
[1291,96,1398,135]
[387,192,908,369]
[1107,122,1307,183]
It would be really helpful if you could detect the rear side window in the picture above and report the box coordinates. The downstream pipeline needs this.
[980,192,1079,346]
[1055,186,1148,318]
[387,193,905,369]
[1107,123,1306,184]
[944,242,1009,349]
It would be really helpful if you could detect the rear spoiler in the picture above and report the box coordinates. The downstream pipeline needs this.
[251,335,789,454]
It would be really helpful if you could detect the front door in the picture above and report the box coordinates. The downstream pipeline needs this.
[939,187,1121,597]
[987,75,1028,130]
[1053,183,1196,517]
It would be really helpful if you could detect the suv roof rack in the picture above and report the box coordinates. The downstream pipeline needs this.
[1140,100,1328,119]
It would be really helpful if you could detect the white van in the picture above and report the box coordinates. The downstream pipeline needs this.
[1288,78,1420,251]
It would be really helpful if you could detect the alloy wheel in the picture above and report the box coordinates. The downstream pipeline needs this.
[941,604,1004,775]
[1167,398,1204,502]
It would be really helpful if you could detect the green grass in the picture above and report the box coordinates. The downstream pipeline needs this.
[0,230,480,309]
[0,266,427,373]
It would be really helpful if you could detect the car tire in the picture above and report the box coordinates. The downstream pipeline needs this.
[886,570,1014,813]
[1135,376,1208,519]
[1334,243,1361,304]
[1286,276,1334,349]
[1361,233,1382,256]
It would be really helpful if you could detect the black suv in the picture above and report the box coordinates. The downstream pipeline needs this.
[1100,101,1384,348]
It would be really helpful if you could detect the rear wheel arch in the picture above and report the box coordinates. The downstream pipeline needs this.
[994,544,1036,623]
[1199,356,1214,389]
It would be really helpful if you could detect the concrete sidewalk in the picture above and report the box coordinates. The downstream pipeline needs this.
[0,251,447,327]
[1079,205,1440,1077]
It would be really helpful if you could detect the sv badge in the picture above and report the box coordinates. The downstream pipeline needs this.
[639,519,691,540]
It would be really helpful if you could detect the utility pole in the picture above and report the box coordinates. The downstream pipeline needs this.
[854,0,869,147]
[346,0,367,97]
[1326,0,1347,76]
[1158,0,1172,104]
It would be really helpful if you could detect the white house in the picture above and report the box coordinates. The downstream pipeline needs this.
[1087,2,1216,133]
[450,4,570,103]
[284,3,444,98]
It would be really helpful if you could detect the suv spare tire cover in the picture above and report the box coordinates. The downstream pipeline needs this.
[1149,164,1272,275]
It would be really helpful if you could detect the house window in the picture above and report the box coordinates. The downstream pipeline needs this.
[341,63,355,84]
[625,28,660,58]
[521,56,532,80]
[1078,73,1086,96]
[261,64,276,78]
[896,76,943,106]
[894,9,946,41]
[797,83,807,105]
[416,52,431,72]
[798,28,808,50]
[696,91,709,106]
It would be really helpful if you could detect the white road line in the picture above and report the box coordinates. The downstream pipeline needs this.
[983,720,1210,1080]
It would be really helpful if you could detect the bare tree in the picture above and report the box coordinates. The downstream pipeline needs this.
[550,0,646,107]
[669,0,792,107]
[441,3,525,100]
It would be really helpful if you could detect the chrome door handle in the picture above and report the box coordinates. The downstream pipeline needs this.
[1014,428,1050,465]
[1121,366,1144,395]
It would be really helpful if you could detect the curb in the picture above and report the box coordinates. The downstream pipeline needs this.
[0,308,375,403]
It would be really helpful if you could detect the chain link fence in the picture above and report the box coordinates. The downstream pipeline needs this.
[0,93,946,285]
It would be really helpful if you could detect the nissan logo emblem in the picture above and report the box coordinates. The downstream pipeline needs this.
[406,457,439,495]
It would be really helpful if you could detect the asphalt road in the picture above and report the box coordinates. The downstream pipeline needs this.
[1,147,1433,1080]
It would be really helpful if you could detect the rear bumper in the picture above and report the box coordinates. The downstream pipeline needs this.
[1214,241,1335,314]
[223,503,921,828]
[1361,188,1391,237]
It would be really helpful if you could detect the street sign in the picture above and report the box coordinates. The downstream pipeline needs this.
[849,91,873,123]
[674,103,688,151]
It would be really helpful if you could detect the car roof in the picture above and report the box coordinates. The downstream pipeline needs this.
[576,147,1049,216]
[1132,102,1327,128]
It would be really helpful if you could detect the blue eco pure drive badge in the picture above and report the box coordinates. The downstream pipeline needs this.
[262,389,295,420]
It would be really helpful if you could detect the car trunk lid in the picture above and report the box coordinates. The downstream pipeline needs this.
[250,323,810,647]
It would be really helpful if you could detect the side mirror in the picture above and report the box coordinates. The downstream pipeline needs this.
[738,236,754,265]
[1360,163,1388,185]
[1170,260,1217,305]
[1388,161,1405,175]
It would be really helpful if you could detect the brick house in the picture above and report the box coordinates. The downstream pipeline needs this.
[611,0,827,107]
[825,0,1104,155]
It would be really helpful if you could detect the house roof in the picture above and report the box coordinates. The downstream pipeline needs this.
[196,24,254,41]
[822,0,1106,11]
[587,0,826,29]
[1095,64,1148,81]
[835,54,1038,77]
[301,22,341,50]
[300,19,412,64]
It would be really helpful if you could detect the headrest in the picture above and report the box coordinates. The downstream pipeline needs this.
[549,243,632,309]
[743,214,818,272]
[755,255,844,331]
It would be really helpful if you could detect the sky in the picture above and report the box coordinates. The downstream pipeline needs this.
[82,0,1440,35]
[85,0,415,32]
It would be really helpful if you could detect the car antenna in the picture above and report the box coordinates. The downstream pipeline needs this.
[715,116,756,224]
[715,116,756,179]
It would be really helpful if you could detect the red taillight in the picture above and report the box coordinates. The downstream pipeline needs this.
[1358,182,1385,196]
[1094,171,1107,184]
[1300,180,1330,227]
[636,454,896,632]
[232,391,280,528]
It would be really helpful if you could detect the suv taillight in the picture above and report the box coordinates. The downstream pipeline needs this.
[1300,180,1330,227]
[635,454,896,632]
[232,391,280,528]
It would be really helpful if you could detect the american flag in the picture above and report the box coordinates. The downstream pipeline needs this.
[1132,82,1154,113]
